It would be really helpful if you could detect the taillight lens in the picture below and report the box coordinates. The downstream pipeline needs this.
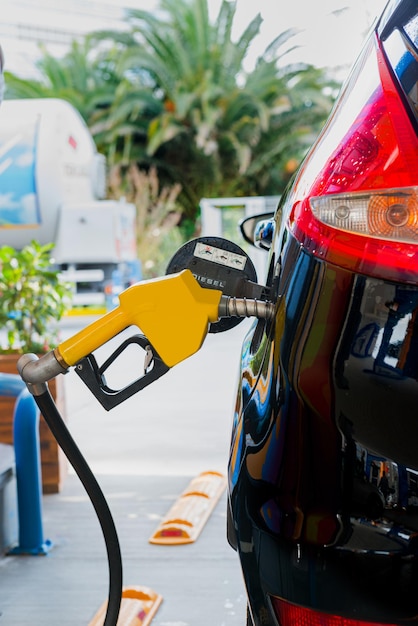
[289,33,418,283]
[310,187,418,243]
[270,596,398,626]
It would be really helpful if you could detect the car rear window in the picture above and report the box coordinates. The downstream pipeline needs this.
[382,9,418,128]
[404,13,418,48]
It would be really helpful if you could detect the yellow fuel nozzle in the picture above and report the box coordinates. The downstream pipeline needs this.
[57,269,222,369]
[17,268,273,391]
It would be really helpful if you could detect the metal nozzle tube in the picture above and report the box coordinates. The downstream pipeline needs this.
[219,296,275,321]
[17,351,69,391]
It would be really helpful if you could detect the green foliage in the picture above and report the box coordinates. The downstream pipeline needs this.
[91,0,337,217]
[4,38,120,125]
[0,241,73,353]
[3,0,339,227]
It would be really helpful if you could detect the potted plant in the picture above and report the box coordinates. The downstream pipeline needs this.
[0,240,72,353]
[0,240,73,493]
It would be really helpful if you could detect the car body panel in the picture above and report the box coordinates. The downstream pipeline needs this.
[228,3,418,623]
[229,234,418,623]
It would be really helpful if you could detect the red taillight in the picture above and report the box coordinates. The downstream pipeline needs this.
[270,596,398,626]
[289,33,418,283]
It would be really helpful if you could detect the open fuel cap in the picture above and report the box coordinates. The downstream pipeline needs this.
[166,236,259,332]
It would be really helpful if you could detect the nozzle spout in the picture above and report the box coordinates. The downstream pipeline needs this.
[219,296,275,321]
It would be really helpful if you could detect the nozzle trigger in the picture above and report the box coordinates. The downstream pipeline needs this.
[75,334,169,410]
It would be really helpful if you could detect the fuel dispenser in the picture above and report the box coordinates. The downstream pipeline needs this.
[17,236,275,626]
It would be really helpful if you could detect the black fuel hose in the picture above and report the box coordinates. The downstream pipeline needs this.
[34,388,122,626]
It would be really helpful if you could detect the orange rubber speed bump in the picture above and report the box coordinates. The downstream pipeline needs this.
[149,471,227,545]
[88,586,163,626]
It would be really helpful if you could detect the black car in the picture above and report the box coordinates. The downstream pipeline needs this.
[227,1,418,624]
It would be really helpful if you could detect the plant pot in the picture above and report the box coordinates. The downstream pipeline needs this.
[0,354,68,494]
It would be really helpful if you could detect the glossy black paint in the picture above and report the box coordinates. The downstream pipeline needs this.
[228,232,418,625]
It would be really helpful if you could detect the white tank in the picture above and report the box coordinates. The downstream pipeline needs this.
[0,98,106,249]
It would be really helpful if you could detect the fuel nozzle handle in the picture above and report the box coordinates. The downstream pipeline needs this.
[18,270,222,387]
